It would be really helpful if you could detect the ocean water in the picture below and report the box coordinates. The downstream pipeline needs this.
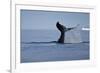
[21,30,89,63]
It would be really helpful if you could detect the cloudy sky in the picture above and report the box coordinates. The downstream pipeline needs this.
[21,9,89,30]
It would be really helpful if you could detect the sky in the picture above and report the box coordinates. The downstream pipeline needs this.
[20,9,90,30]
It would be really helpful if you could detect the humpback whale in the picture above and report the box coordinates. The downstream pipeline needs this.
[23,22,82,44]
[56,21,76,43]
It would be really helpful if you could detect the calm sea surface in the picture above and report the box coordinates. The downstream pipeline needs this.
[21,30,89,63]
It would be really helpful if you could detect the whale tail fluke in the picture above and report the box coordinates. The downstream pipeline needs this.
[56,21,81,43]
